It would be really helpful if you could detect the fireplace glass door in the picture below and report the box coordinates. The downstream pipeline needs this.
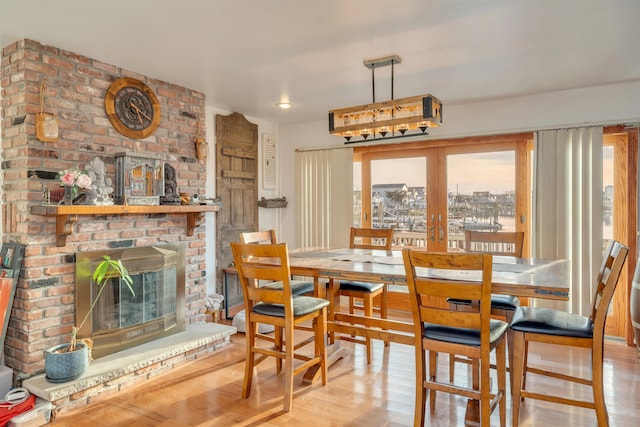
[76,244,186,358]
[94,268,177,333]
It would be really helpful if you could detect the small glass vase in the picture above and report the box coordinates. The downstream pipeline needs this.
[61,185,77,205]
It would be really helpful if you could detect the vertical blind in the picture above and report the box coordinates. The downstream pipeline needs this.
[533,126,603,314]
[295,147,353,249]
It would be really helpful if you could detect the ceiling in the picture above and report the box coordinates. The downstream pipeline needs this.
[2,0,639,126]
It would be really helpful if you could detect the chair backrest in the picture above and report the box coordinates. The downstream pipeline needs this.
[231,242,293,312]
[590,240,628,331]
[402,249,493,344]
[239,229,277,244]
[464,230,524,257]
[350,227,393,250]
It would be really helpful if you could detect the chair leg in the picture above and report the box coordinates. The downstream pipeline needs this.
[471,358,479,390]
[328,279,339,345]
[496,339,507,427]
[381,285,389,347]
[480,353,491,427]
[283,321,295,412]
[521,340,529,390]
[504,309,516,391]
[349,295,357,340]
[448,353,456,383]
[275,326,283,374]
[429,351,438,412]
[316,308,329,386]
[364,295,373,364]
[592,344,609,426]
[242,320,257,399]
[510,331,526,427]
[447,302,459,383]
[414,346,427,427]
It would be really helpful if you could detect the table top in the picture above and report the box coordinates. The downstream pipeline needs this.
[288,247,569,301]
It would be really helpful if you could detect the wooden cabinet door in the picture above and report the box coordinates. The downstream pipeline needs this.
[215,113,258,309]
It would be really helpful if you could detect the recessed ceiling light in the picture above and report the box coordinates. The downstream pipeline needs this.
[276,102,293,110]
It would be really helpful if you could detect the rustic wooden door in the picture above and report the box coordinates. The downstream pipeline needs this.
[215,113,258,311]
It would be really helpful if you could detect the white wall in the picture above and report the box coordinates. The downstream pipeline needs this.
[278,80,640,247]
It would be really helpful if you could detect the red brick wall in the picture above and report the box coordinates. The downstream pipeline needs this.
[1,39,210,378]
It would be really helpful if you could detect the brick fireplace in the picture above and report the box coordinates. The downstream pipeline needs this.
[1,39,231,413]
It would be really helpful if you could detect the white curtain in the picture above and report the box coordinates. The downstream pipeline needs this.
[295,148,353,249]
[533,127,603,314]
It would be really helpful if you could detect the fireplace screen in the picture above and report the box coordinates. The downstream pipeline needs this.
[93,268,177,333]
[76,244,186,358]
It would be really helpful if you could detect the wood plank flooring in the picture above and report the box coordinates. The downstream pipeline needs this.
[49,321,640,427]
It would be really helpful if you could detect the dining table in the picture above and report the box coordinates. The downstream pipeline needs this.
[287,246,569,372]
[289,247,569,300]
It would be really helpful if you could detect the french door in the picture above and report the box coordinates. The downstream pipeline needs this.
[355,134,531,253]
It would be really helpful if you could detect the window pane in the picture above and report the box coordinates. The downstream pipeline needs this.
[447,152,516,245]
[603,146,613,241]
[353,161,362,227]
[370,158,426,233]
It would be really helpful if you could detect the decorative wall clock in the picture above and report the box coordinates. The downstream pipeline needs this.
[105,77,161,139]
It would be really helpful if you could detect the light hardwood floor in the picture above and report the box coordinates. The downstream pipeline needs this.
[50,322,640,427]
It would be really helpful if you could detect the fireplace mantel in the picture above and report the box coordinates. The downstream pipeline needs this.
[31,204,220,246]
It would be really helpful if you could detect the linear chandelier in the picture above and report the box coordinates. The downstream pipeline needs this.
[328,55,443,143]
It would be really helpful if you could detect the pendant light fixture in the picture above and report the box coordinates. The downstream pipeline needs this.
[328,55,443,143]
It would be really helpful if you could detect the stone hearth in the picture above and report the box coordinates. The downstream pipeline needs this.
[23,323,236,418]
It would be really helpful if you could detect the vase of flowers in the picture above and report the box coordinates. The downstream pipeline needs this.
[57,167,92,205]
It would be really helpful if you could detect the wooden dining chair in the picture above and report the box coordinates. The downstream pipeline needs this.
[455,231,525,316]
[510,239,628,427]
[335,226,393,364]
[239,229,277,245]
[239,230,314,296]
[464,230,525,257]
[448,230,525,380]
[403,249,507,427]
[231,242,329,412]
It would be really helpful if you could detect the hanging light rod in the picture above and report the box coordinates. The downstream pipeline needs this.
[328,54,443,143]
[363,54,401,69]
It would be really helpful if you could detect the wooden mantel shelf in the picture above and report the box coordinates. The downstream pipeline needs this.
[30,204,220,247]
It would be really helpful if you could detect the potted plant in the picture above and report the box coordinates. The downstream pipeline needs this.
[45,255,134,383]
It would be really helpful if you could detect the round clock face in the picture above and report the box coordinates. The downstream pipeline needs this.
[105,77,161,139]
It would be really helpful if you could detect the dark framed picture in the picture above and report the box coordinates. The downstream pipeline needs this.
[2,247,14,268]
[0,243,24,276]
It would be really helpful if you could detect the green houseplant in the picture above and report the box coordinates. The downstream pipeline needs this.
[45,255,134,383]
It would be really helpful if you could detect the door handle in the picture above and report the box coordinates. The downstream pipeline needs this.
[437,213,444,242]
[428,214,435,241]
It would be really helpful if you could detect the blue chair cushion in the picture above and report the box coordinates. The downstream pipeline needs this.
[422,319,509,346]
[447,294,521,311]
[262,280,314,295]
[510,306,593,338]
[490,295,521,310]
[339,281,384,293]
[252,296,329,318]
